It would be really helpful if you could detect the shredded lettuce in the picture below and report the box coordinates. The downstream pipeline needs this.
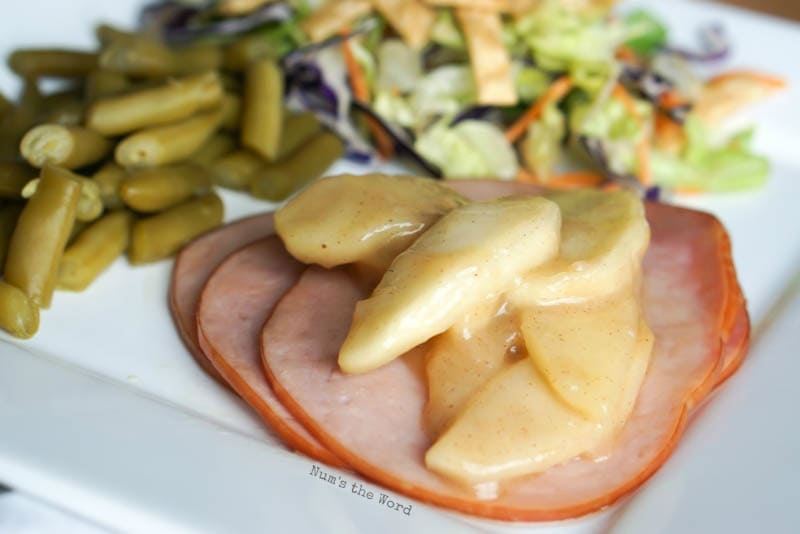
[572,97,650,143]
[245,22,305,57]
[651,116,768,191]
[623,10,668,56]
[516,0,623,75]
[374,90,416,127]
[520,104,565,179]
[409,65,476,124]
[415,119,518,180]
[376,39,421,93]
[372,65,475,130]
[287,0,322,19]
[514,64,551,102]
[431,9,465,50]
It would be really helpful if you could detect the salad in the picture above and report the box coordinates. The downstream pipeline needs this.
[145,0,785,196]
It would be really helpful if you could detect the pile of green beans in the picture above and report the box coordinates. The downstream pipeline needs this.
[0,22,345,339]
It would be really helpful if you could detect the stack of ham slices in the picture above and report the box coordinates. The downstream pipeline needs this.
[168,179,749,521]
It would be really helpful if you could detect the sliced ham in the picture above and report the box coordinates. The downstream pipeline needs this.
[195,238,345,468]
[260,181,749,521]
[169,213,274,383]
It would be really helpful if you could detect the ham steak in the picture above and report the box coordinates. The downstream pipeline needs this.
[195,237,345,467]
[169,213,275,384]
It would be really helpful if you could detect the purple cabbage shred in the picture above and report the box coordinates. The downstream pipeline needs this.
[141,1,293,45]
[664,24,730,62]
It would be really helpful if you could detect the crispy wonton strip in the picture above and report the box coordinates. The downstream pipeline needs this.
[367,0,436,49]
[301,0,373,43]
[694,70,787,125]
[425,0,514,10]
[217,0,276,15]
[455,7,517,106]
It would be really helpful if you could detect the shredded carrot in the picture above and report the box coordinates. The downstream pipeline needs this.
[673,186,703,195]
[612,84,641,120]
[515,167,539,184]
[612,83,651,185]
[635,133,652,186]
[708,70,787,90]
[657,90,690,111]
[545,171,604,190]
[506,76,573,143]
[600,182,622,192]
[614,45,640,64]
[341,34,395,159]
[653,111,684,154]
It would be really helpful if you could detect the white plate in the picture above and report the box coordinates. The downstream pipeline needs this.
[1,1,799,532]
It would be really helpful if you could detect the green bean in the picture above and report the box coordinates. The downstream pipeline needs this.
[95,24,139,47]
[44,100,85,126]
[91,162,127,210]
[36,88,85,126]
[75,177,103,222]
[22,173,103,223]
[0,79,41,161]
[250,132,344,201]
[115,107,223,168]
[223,33,282,71]
[211,149,263,190]
[0,204,23,269]
[0,93,13,120]
[175,45,224,75]
[128,192,223,264]
[4,165,81,308]
[67,220,88,246]
[0,162,36,199]
[85,70,130,101]
[220,93,241,131]
[219,72,242,93]
[8,49,98,78]
[86,71,223,136]
[241,59,283,161]
[39,87,82,109]
[121,164,212,212]
[19,77,41,107]
[99,37,222,78]
[21,125,112,169]
[58,210,133,291]
[277,113,322,159]
[188,132,237,167]
[0,280,39,339]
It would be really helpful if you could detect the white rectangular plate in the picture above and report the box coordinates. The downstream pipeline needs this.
[1,1,799,532]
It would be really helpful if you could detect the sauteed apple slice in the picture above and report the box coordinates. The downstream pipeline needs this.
[274,174,466,272]
[338,195,561,374]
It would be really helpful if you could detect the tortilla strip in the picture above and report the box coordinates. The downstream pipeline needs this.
[694,71,786,125]
[425,0,515,10]
[301,0,373,43]
[368,0,436,49]
[217,0,277,15]
[456,7,518,105]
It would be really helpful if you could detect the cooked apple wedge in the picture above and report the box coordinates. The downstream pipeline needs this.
[512,189,650,306]
[426,358,600,486]
[275,174,466,272]
[338,195,561,374]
